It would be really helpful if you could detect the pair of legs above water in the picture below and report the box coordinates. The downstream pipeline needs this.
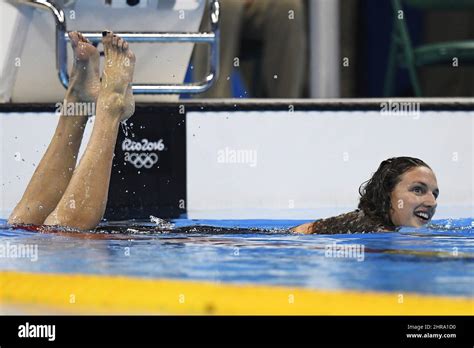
[8,31,136,230]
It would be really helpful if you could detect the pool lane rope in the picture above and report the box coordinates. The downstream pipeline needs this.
[1,271,472,315]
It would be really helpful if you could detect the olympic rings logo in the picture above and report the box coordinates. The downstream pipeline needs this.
[124,152,159,169]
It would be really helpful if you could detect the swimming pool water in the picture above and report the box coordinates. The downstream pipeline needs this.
[0,218,473,297]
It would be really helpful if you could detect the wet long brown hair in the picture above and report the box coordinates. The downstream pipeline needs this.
[358,157,431,227]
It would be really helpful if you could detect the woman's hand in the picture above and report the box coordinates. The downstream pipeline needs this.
[290,222,315,234]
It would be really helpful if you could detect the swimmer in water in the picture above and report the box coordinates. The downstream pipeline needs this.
[8,31,135,230]
[8,34,439,234]
[291,157,439,234]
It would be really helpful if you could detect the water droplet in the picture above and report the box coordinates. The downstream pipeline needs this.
[121,121,130,136]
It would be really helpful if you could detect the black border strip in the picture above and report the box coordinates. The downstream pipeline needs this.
[1,98,474,113]
[1,315,472,346]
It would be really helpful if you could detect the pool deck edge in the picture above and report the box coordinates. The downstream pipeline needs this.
[1,271,473,315]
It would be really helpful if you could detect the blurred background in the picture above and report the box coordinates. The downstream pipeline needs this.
[1,0,473,102]
[190,0,474,99]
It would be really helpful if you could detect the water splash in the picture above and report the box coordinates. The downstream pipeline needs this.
[150,215,174,230]
[120,120,130,136]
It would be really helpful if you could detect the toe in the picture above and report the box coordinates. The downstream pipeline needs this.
[78,32,91,45]
[126,50,136,64]
[112,35,119,48]
[69,31,79,47]
[102,30,113,46]
[117,37,124,51]
[123,41,129,51]
[102,31,112,56]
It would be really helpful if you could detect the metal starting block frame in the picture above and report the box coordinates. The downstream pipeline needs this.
[16,0,220,94]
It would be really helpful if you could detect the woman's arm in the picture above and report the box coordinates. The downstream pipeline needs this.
[290,221,316,234]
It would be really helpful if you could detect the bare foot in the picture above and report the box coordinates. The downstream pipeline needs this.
[67,31,100,103]
[99,31,136,122]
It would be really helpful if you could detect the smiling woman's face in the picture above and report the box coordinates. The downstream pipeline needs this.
[389,166,439,227]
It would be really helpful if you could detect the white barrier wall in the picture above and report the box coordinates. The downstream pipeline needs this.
[187,110,474,219]
[1,108,473,220]
[0,112,94,218]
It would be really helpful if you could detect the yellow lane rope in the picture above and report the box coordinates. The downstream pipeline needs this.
[1,271,473,315]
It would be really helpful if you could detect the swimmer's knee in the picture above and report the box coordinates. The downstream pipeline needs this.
[8,203,47,226]
[44,206,100,231]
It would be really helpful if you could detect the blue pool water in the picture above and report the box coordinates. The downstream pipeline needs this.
[0,218,473,297]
